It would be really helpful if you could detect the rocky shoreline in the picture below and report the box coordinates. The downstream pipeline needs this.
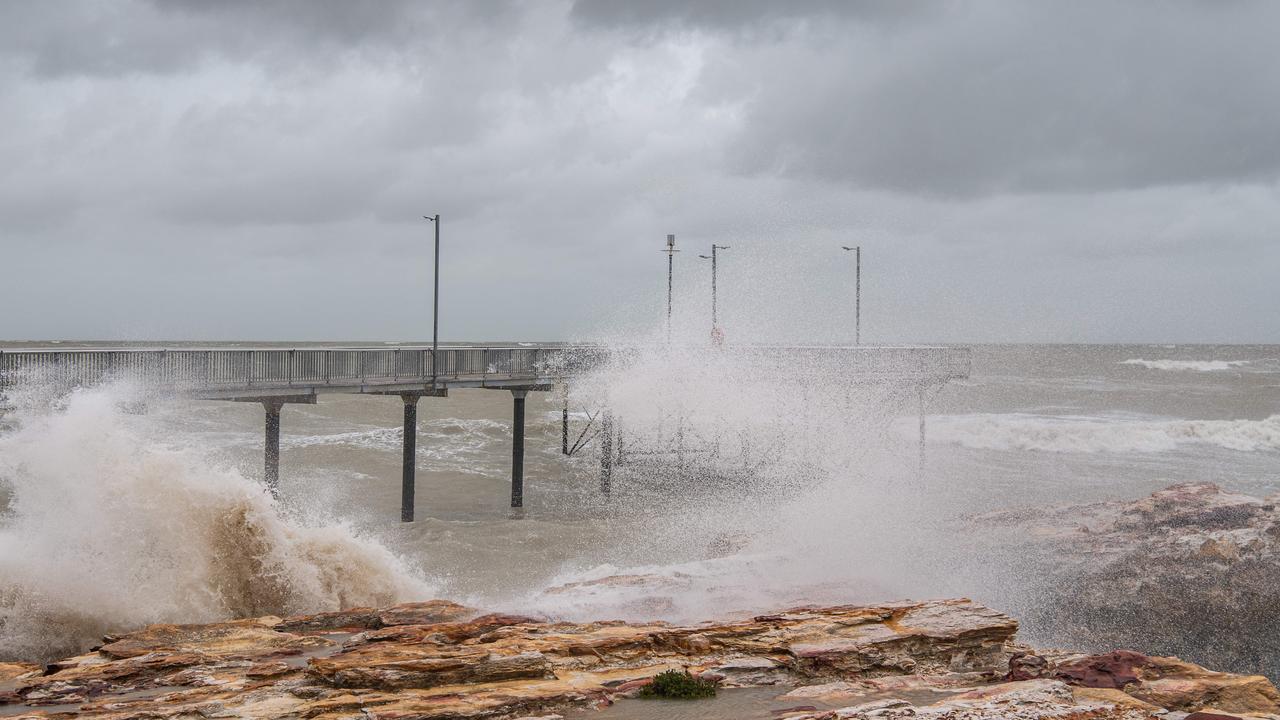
[2,596,1278,719]
[975,482,1280,677]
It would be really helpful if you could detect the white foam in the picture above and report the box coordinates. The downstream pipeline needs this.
[1120,358,1249,372]
[283,418,508,476]
[927,412,1280,453]
[0,384,433,661]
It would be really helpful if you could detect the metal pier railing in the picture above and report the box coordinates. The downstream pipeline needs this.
[0,345,566,394]
[0,342,970,517]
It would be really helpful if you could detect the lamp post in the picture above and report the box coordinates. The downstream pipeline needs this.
[424,214,440,381]
[663,234,677,343]
[698,244,730,337]
[841,245,860,345]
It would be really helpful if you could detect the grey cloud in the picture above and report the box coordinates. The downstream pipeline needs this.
[714,2,1280,196]
[1,1,1278,342]
[0,0,516,78]
[570,0,931,32]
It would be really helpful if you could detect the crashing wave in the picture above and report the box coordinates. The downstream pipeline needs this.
[0,384,432,662]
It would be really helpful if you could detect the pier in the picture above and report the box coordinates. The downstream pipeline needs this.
[0,343,970,518]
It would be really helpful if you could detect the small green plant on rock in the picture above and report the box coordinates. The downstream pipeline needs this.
[637,669,717,699]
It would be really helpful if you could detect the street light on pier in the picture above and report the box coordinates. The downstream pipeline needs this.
[663,234,678,344]
[698,244,730,343]
[424,214,441,381]
[841,245,860,345]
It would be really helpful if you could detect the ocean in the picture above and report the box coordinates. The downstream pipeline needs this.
[1,343,1278,665]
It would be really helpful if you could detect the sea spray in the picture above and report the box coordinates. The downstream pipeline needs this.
[0,383,432,662]
[490,339,980,624]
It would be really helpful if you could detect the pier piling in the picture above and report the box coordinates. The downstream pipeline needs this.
[511,390,527,507]
[918,384,927,477]
[381,389,448,517]
[599,410,614,495]
[263,400,282,497]
[561,392,569,455]
[401,394,419,522]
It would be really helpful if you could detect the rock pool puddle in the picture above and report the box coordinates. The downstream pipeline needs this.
[565,686,958,720]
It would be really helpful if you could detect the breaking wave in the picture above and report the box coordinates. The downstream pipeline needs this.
[1120,358,1249,372]
[927,413,1280,453]
[0,384,433,662]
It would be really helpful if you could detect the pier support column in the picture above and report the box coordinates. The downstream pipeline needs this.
[511,390,527,508]
[401,394,419,522]
[599,410,614,495]
[561,392,570,455]
[918,384,927,477]
[263,400,283,497]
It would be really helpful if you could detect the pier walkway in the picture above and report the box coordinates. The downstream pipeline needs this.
[0,344,970,518]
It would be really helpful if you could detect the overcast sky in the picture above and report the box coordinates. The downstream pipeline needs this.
[2,0,1277,344]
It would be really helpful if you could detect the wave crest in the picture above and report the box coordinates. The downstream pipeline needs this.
[928,413,1280,453]
[1120,359,1249,372]
[0,385,432,662]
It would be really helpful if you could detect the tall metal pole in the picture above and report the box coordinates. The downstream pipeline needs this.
[711,245,717,328]
[432,214,440,382]
[842,245,862,345]
[664,234,677,343]
[855,244,865,345]
[700,245,730,336]
[424,215,442,381]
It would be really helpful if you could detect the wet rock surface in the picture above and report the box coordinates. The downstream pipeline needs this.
[975,483,1280,677]
[0,597,1276,719]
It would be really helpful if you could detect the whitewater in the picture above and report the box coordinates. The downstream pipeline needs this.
[1120,358,1252,372]
[926,413,1280,453]
[0,384,432,661]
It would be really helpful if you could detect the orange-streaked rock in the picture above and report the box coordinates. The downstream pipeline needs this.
[0,598,1274,720]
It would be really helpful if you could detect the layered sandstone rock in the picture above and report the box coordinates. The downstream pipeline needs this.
[0,597,1274,719]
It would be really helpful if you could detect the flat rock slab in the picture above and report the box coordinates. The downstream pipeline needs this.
[0,598,1274,720]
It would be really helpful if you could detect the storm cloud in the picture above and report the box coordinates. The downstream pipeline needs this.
[1,1,1277,342]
